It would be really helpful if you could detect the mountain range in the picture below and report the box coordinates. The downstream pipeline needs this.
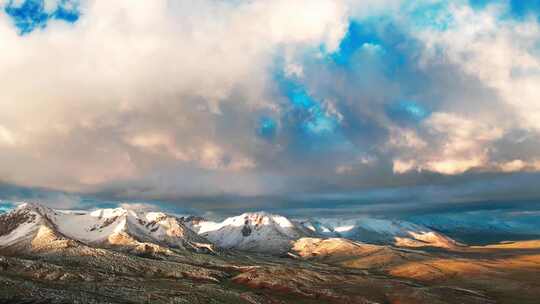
[1,203,539,304]
[0,203,460,256]
[184,211,460,254]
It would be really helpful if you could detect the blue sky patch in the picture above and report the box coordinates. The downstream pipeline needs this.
[272,67,350,152]
[408,2,454,31]
[304,115,336,135]
[387,100,430,123]
[257,116,277,140]
[330,19,409,76]
[331,21,382,66]
[470,0,540,20]
[283,85,338,137]
[4,0,80,35]
[54,0,80,23]
[289,88,317,109]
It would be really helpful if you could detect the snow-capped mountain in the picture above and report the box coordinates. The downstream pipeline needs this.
[184,212,459,253]
[296,217,460,249]
[1,203,460,256]
[0,203,214,254]
[0,203,73,253]
[185,212,315,254]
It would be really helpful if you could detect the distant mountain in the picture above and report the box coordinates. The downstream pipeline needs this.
[0,203,76,254]
[185,212,315,254]
[401,212,540,245]
[296,217,461,249]
[0,203,214,255]
[184,212,460,253]
[0,203,461,257]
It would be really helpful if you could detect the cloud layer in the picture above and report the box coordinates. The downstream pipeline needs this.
[1,0,540,213]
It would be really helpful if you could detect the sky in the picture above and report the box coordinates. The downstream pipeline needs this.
[1,0,540,217]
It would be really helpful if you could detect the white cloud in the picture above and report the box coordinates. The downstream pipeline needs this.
[0,125,17,147]
[391,112,504,175]
[387,127,427,150]
[1,0,540,201]
[393,159,417,174]
[498,159,527,173]
[418,3,540,131]
[383,3,540,176]
[496,159,540,173]
[0,0,349,192]
[118,202,158,211]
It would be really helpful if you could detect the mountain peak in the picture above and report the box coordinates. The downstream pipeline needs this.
[236,211,274,220]
[89,207,129,219]
[188,211,309,254]
[13,202,57,218]
[239,211,291,223]
[1,203,214,254]
[15,202,43,211]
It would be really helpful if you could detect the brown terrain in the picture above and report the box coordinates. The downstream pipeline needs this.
[1,235,539,303]
[292,238,540,304]
[0,206,538,303]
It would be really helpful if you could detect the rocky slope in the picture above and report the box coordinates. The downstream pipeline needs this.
[0,203,214,255]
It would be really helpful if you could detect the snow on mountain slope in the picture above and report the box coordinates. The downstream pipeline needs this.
[296,217,460,249]
[185,212,314,254]
[0,203,77,253]
[1,203,459,256]
[0,203,214,254]
[184,212,459,252]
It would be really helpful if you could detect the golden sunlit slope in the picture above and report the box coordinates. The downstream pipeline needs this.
[472,240,540,249]
[293,237,540,304]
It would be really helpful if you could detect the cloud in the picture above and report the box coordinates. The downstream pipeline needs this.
[391,112,504,174]
[0,0,540,214]
[417,3,540,131]
[0,181,83,209]
[118,202,159,212]
[0,0,349,194]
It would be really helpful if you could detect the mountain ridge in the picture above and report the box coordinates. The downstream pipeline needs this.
[1,203,461,256]
[0,203,215,255]
[0,203,539,304]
